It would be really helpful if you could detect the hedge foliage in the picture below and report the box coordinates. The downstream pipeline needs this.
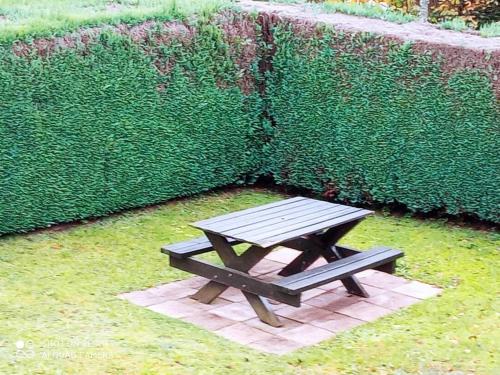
[322,0,500,26]
[0,17,264,234]
[265,25,500,222]
[1,14,499,235]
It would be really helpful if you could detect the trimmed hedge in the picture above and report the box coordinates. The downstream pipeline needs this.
[265,24,500,222]
[0,16,264,234]
[1,13,499,235]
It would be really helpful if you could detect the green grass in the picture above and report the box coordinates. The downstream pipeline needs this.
[480,21,500,37]
[438,18,470,32]
[318,1,417,24]
[0,189,498,374]
[0,0,235,40]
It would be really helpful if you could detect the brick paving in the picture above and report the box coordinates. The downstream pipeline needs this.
[119,248,442,354]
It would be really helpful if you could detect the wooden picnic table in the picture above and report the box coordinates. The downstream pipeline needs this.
[162,197,403,327]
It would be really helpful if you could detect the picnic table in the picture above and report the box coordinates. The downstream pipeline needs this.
[162,197,403,327]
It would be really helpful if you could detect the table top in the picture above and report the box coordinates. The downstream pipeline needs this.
[191,197,373,248]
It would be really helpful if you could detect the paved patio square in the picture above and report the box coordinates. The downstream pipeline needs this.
[119,248,442,354]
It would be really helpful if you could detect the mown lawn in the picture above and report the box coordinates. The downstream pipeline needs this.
[0,0,233,39]
[0,189,498,374]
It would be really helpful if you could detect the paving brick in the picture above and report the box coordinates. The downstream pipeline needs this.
[119,290,169,307]
[306,291,361,311]
[356,269,376,278]
[147,300,200,318]
[365,291,420,311]
[336,301,393,322]
[177,296,230,311]
[214,323,275,345]
[317,280,343,291]
[310,312,364,333]
[393,281,442,299]
[277,324,334,346]
[264,247,300,264]
[255,270,281,282]
[359,284,386,297]
[184,312,235,331]
[210,302,258,321]
[174,276,208,289]
[248,336,305,354]
[275,304,333,323]
[333,284,386,298]
[121,264,441,354]
[148,283,198,300]
[301,288,327,301]
[358,270,410,290]
[245,316,302,335]
[249,259,285,276]
[219,287,246,302]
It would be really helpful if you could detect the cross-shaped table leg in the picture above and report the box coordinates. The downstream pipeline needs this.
[278,220,369,297]
[191,232,282,327]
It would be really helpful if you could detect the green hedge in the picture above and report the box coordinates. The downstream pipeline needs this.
[0,18,264,234]
[265,25,500,222]
[1,15,499,235]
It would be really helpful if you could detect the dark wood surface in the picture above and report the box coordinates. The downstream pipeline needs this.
[162,236,241,259]
[163,197,403,327]
[170,257,300,307]
[192,197,373,248]
[273,247,404,294]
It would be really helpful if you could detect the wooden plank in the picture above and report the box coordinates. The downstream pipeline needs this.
[277,249,402,294]
[164,236,210,251]
[162,237,242,258]
[275,247,393,285]
[336,244,397,276]
[258,209,373,247]
[230,206,356,241]
[338,273,369,297]
[201,199,336,234]
[204,232,239,265]
[242,292,283,327]
[313,224,370,297]
[336,245,361,257]
[274,247,403,294]
[191,241,272,303]
[170,257,301,306]
[222,202,345,238]
[277,248,321,277]
[247,207,361,244]
[192,196,307,227]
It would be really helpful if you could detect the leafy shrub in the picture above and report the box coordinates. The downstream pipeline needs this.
[265,24,500,222]
[429,0,500,27]
[0,15,264,234]
[321,0,500,27]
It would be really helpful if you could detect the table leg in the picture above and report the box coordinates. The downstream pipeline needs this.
[278,220,369,297]
[191,241,273,303]
[192,233,282,327]
[317,222,369,297]
[242,292,283,327]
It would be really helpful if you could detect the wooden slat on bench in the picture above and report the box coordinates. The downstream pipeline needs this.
[170,256,301,307]
[273,247,403,294]
[161,236,241,258]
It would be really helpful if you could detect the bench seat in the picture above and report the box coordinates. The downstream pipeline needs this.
[161,236,241,259]
[273,246,404,295]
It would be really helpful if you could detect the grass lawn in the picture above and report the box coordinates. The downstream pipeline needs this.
[0,189,498,374]
[0,0,234,39]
